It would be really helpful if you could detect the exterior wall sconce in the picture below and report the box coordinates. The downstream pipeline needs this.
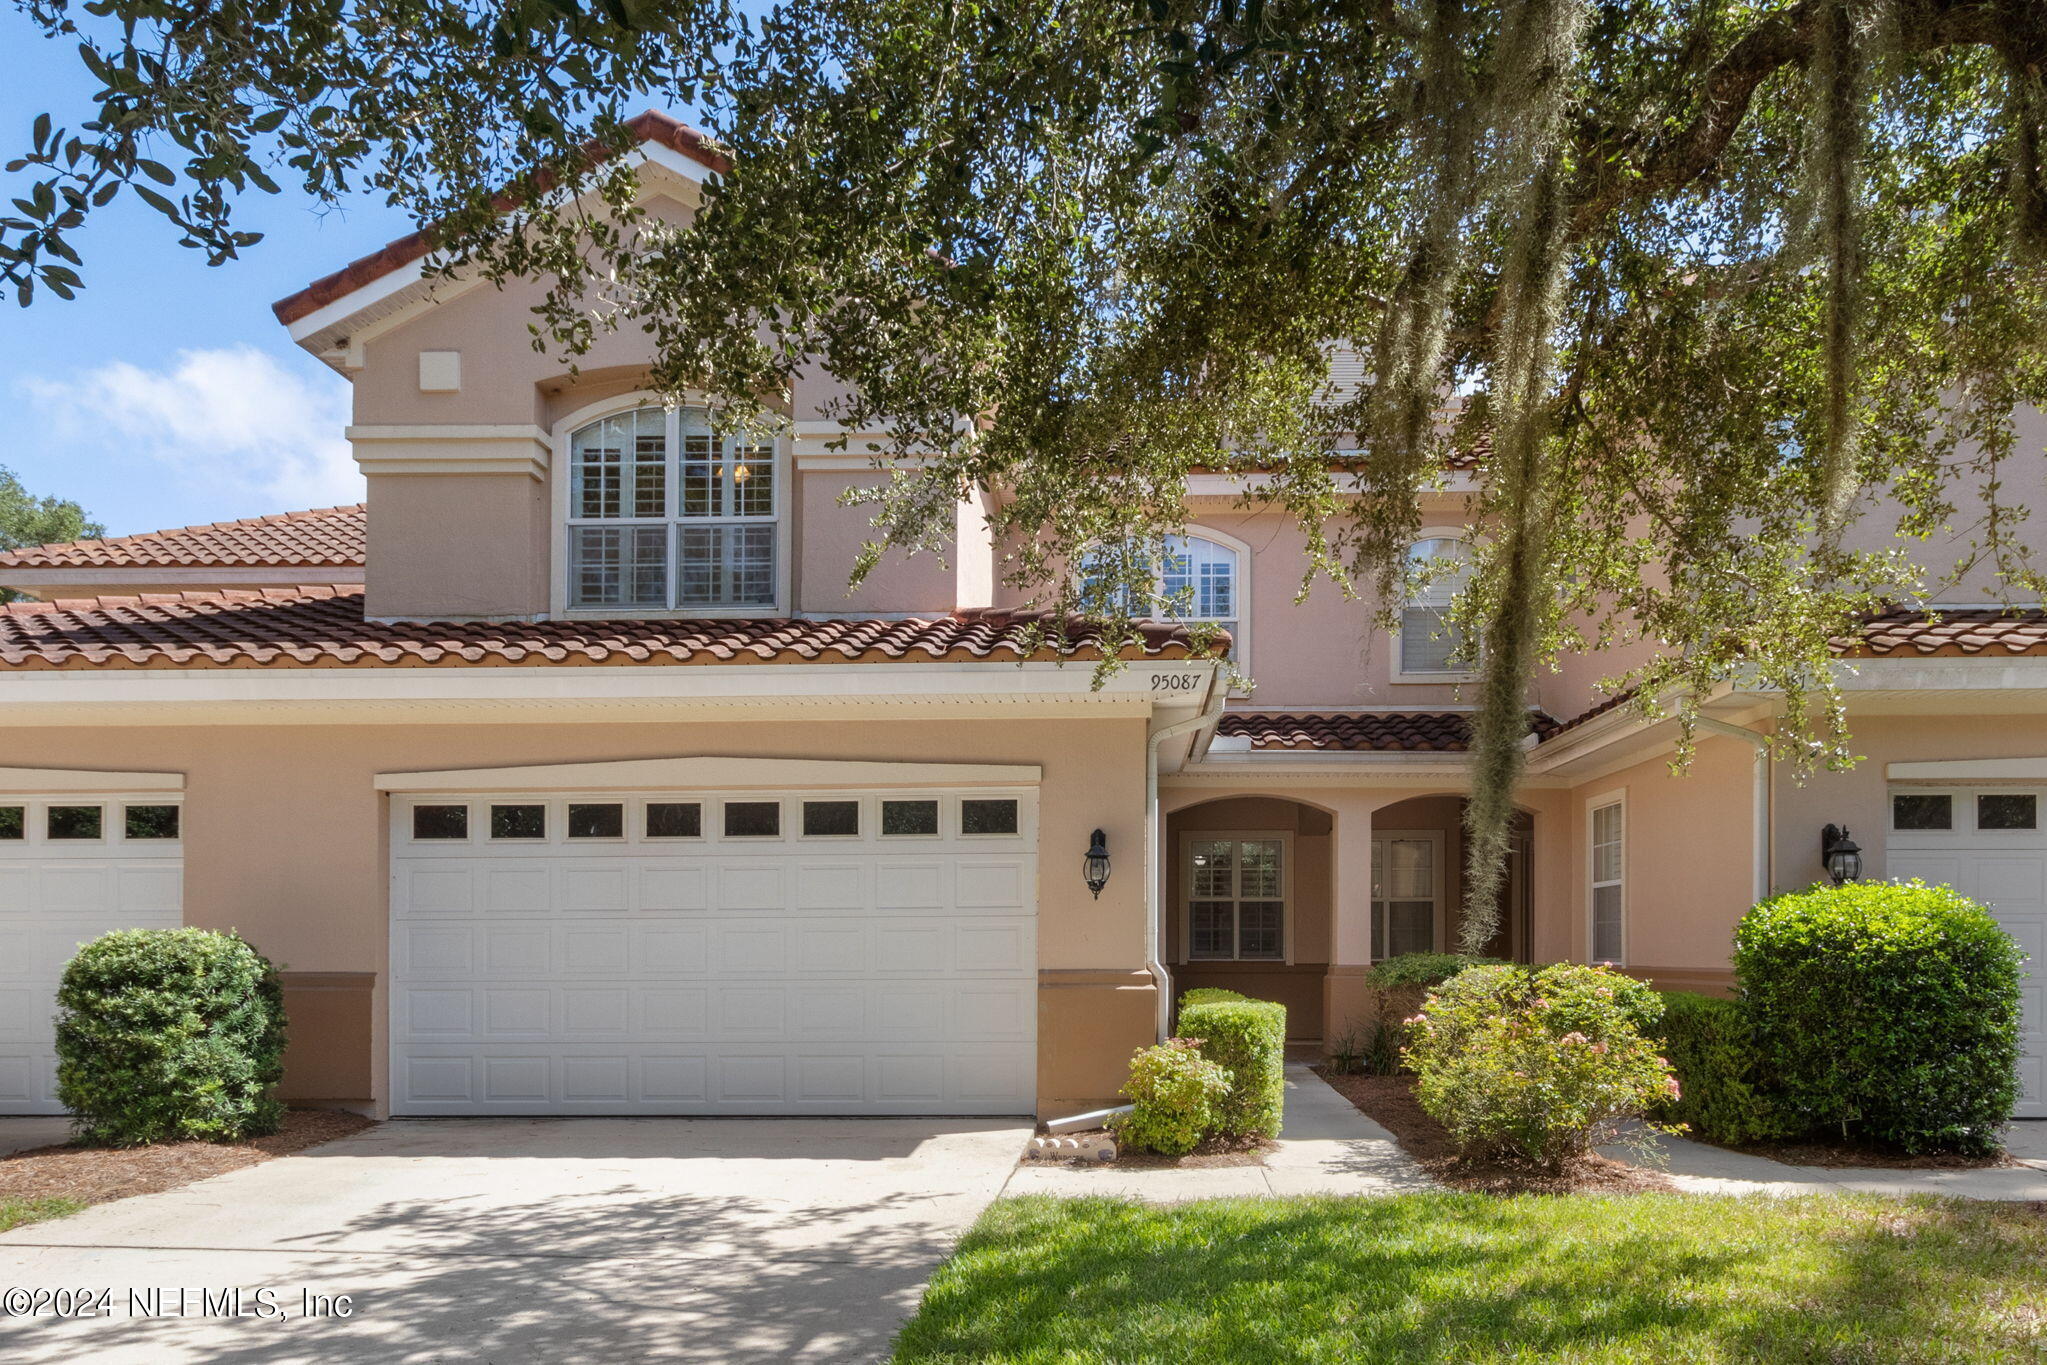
[1083,829,1111,899]
[1821,824,1863,886]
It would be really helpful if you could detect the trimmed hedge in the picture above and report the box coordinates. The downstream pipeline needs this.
[1654,991,1801,1145]
[1734,880,2023,1155]
[55,929,287,1146]
[1363,953,1509,990]
[1178,988,1287,1139]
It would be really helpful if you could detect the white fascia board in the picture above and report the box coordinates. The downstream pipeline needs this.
[0,659,1222,710]
[286,257,433,346]
[0,765,184,792]
[1887,756,2047,782]
[1832,657,2047,692]
[376,753,1036,793]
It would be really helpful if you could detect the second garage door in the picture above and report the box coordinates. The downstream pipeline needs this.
[390,784,1037,1115]
[1887,785,2047,1118]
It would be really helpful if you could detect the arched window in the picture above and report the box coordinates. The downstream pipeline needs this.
[1084,531,1242,646]
[1399,535,1473,675]
[565,406,778,611]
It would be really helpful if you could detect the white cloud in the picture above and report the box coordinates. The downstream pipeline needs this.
[19,346,362,510]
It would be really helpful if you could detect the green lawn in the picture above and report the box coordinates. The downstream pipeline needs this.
[0,1197,84,1232]
[893,1193,2047,1363]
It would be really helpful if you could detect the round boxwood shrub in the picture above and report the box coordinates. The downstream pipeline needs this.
[1734,880,2022,1155]
[55,928,287,1146]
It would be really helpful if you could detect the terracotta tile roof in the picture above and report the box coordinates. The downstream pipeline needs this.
[1844,607,2047,657]
[0,506,365,570]
[0,587,1210,671]
[272,111,728,327]
[1218,709,1559,752]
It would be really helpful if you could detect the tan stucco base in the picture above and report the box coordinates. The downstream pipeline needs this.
[1322,964,1373,1047]
[276,971,375,1104]
[1036,968,1158,1117]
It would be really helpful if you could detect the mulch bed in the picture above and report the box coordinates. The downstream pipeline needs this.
[1709,1137,2018,1170]
[1313,1067,1678,1196]
[1031,1128,1276,1169]
[0,1109,377,1211]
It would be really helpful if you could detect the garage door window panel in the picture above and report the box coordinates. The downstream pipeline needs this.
[882,800,940,837]
[490,804,547,840]
[802,801,860,838]
[568,804,626,839]
[645,802,703,839]
[1981,794,2039,831]
[962,799,1020,836]
[0,807,21,840]
[724,802,782,838]
[123,805,179,841]
[412,805,469,840]
[1893,793,1953,830]
[48,806,103,841]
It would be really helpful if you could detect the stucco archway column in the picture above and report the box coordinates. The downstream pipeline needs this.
[1323,790,1379,1044]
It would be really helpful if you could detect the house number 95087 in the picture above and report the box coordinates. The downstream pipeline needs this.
[1149,673,1201,691]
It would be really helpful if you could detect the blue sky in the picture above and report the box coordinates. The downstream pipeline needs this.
[1,14,433,535]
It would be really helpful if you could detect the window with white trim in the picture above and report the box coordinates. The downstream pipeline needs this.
[1085,532,1239,643]
[566,406,777,611]
[1399,536,1473,675]
[1371,834,1439,958]
[1590,798,1625,963]
[1186,837,1284,961]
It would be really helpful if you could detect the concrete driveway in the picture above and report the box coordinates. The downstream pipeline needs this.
[0,1115,1029,1364]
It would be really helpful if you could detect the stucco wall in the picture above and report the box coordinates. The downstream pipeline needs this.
[1553,734,1759,979]
[0,712,1156,1116]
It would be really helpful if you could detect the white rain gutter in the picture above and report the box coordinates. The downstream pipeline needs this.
[1695,716,1773,903]
[1145,676,1229,1040]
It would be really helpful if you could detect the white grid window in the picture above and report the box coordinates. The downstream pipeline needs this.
[1187,838,1284,961]
[567,406,778,611]
[1401,536,1473,674]
[1590,800,1624,963]
[1086,533,1239,642]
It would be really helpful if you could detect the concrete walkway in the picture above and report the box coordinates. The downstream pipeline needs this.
[1002,1063,1434,1202]
[0,1115,1029,1363]
[1599,1124,2047,1200]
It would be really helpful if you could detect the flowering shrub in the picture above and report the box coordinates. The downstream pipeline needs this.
[1405,963,1679,1168]
[1111,1039,1231,1157]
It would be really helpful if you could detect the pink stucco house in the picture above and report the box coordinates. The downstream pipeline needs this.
[2,113,2043,1122]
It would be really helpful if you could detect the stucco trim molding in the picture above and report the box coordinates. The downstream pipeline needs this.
[1037,968,1159,989]
[1887,756,2047,782]
[0,765,184,792]
[374,754,1043,793]
[346,425,552,480]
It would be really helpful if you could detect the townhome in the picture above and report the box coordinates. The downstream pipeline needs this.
[2,113,2044,1123]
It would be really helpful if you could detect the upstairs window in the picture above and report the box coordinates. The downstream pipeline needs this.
[566,406,777,611]
[1399,536,1473,676]
[1084,531,1241,649]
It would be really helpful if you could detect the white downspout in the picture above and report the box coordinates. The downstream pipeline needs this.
[1146,672,1229,1040]
[1695,716,1773,903]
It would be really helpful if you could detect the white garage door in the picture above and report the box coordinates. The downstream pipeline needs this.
[0,795,185,1114]
[390,786,1037,1115]
[1887,786,2047,1118]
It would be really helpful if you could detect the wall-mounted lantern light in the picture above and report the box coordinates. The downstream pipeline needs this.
[1821,824,1863,886]
[1083,829,1111,899]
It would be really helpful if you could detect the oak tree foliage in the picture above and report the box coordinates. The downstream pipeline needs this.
[11,0,2047,947]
